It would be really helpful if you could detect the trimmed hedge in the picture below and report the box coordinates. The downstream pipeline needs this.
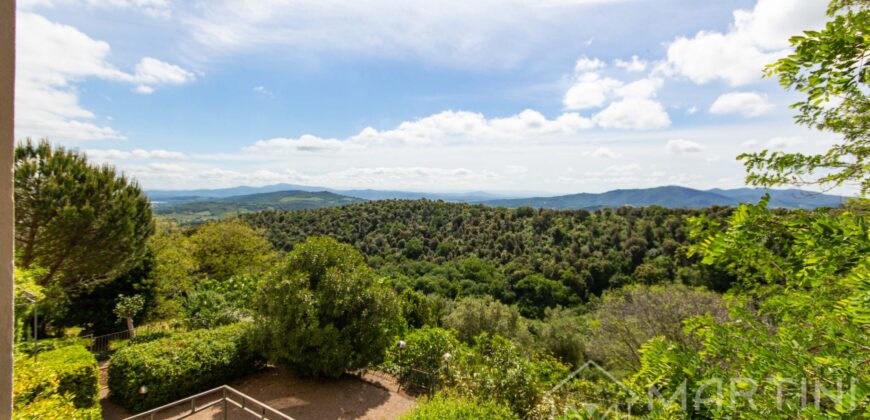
[108,323,261,412]
[13,344,100,419]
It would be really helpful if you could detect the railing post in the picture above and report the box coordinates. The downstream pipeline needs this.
[223,387,228,420]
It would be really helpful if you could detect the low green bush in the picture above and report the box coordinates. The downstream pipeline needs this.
[128,328,172,345]
[449,334,570,417]
[108,323,261,412]
[390,327,462,391]
[13,344,100,419]
[401,392,517,419]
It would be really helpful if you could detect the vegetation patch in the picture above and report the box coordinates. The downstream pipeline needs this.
[108,323,261,412]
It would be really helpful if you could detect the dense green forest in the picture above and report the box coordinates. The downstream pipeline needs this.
[244,201,737,313]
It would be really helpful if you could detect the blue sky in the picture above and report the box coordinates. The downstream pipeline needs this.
[15,0,840,193]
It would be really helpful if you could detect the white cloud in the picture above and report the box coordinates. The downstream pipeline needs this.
[665,0,827,86]
[182,0,627,68]
[665,139,705,154]
[593,98,671,130]
[588,147,621,159]
[15,13,195,140]
[19,0,172,18]
[350,109,594,147]
[243,135,362,154]
[132,57,195,86]
[687,106,699,114]
[563,72,623,110]
[766,136,803,149]
[615,77,663,99]
[710,91,774,117]
[614,55,647,72]
[85,148,189,160]
[574,56,605,72]
[253,86,273,96]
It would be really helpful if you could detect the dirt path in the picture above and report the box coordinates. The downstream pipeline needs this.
[101,367,417,420]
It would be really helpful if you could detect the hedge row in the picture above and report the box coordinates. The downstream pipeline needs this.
[108,323,261,412]
[13,344,101,419]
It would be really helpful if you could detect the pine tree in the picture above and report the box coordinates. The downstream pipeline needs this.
[14,139,154,291]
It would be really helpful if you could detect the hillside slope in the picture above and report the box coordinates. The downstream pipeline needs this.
[155,190,365,223]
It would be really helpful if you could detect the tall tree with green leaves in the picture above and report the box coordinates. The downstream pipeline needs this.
[254,236,401,377]
[741,1,870,195]
[14,139,154,290]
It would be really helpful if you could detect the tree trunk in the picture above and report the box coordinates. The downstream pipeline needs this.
[126,317,135,338]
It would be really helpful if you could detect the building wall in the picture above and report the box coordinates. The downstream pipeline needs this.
[0,0,15,418]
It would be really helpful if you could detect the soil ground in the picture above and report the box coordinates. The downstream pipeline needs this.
[100,366,417,420]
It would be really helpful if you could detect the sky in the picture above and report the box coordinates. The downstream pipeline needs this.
[14,0,842,194]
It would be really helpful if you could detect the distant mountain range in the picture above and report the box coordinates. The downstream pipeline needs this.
[149,184,849,223]
[148,183,521,205]
[482,186,847,210]
[153,190,365,223]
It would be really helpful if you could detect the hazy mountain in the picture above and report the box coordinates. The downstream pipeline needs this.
[708,188,846,209]
[483,186,847,210]
[148,183,323,203]
[155,190,365,223]
[148,184,523,205]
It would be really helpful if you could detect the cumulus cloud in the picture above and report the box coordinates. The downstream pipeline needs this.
[593,98,671,130]
[15,13,195,140]
[665,139,705,154]
[710,92,774,117]
[665,0,827,86]
[614,55,647,72]
[574,56,606,72]
[615,77,663,99]
[563,72,623,110]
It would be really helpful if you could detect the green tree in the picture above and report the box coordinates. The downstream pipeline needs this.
[113,294,145,337]
[146,220,198,319]
[254,236,402,377]
[742,1,870,194]
[188,219,276,281]
[14,139,154,290]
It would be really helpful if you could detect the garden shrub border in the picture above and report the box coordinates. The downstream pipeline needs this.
[108,323,261,412]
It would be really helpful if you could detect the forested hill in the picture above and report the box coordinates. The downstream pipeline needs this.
[155,190,364,223]
[483,186,846,210]
[243,200,736,301]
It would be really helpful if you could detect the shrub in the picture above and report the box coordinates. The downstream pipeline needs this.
[442,296,534,347]
[128,328,172,345]
[254,236,401,378]
[583,284,727,374]
[13,344,100,419]
[108,323,260,412]
[391,327,462,391]
[402,392,517,419]
[449,334,570,417]
[13,393,100,420]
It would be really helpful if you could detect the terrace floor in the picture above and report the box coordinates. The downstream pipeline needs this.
[100,367,417,420]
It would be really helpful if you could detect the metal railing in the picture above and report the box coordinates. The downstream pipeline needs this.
[89,329,131,353]
[124,385,292,420]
